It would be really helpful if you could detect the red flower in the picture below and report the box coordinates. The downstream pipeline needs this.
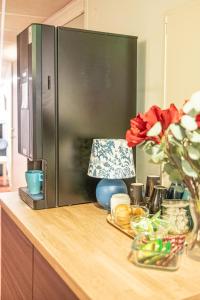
[126,114,147,147]
[126,106,162,147]
[143,105,162,127]
[126,104,181,147]
[196,114,200,127]
[160,104,180,132]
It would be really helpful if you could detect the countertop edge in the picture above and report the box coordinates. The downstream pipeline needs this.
[0,199,90,300]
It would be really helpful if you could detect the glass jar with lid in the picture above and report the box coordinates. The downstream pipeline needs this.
[161,200,191,235]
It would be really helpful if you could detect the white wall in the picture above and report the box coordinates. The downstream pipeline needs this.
[64,13,84,28]
[0,61,12,183]
[165,0,200,106]
[85,0,192,183]
[11,62,26,190]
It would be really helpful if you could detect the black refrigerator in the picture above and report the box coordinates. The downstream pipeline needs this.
[17,24,137,209]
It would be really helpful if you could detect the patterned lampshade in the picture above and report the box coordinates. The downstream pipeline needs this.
[88,139,135,179]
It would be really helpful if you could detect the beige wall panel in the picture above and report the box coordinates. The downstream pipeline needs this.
[166,1,200,108]
[64,13,84,28]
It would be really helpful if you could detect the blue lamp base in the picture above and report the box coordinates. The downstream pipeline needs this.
[96,179,128,210]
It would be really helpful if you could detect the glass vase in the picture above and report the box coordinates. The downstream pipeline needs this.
[187,199,200,261]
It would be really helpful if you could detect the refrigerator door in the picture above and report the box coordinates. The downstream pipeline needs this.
[57,27,137,206]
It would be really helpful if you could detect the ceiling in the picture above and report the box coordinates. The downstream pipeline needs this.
[0,0,72,60]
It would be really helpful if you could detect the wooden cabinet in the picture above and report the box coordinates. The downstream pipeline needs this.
[1,209,78,300]
[1,209,33,300]
[33,249,78,300]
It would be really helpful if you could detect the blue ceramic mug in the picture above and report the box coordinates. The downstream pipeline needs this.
[25,170,44,195]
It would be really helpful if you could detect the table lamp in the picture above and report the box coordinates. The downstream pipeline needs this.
[88,139,135,210]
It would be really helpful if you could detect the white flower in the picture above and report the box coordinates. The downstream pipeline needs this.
[181,115,197,131]
[147,121,162,137]
[183,91,200,115]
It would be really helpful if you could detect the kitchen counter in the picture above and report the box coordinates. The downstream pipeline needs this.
[0,192,200,300]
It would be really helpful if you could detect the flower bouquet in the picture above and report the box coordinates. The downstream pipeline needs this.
[126,91,200,255]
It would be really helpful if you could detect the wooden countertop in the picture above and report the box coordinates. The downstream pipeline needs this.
[1,192,200,300]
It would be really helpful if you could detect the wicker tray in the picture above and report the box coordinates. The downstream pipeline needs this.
[106,214,135,239]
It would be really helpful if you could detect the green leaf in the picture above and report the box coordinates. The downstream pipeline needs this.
[181,160,198,178]
[151,144,162,155]
[163,163,172,174]
[169,171,183,183]
[170,124,185,141]
[147,122,162,137]
[168,135,182,147]
[143,141,154,152]
[145,147,155,156]
[145,143,166,164]
[163,163,183,182]
[181,115,198,131]
[175,144,184,157]
[188,145,200,160]
[143,141,159,155]
[150,150,165,164]
[186,130,200,143]
[167,141,184,158]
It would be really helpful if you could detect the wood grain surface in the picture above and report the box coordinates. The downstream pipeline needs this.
[1,192,200,300]
[1,208,33,300]
[33,248,78,300]
[106,213,135,238]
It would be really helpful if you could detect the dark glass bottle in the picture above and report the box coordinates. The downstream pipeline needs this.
[130,183,145,205]
[149,185,167,214]
[167,182,185,199]
[145,175,161,198]
[145,175,161,207]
